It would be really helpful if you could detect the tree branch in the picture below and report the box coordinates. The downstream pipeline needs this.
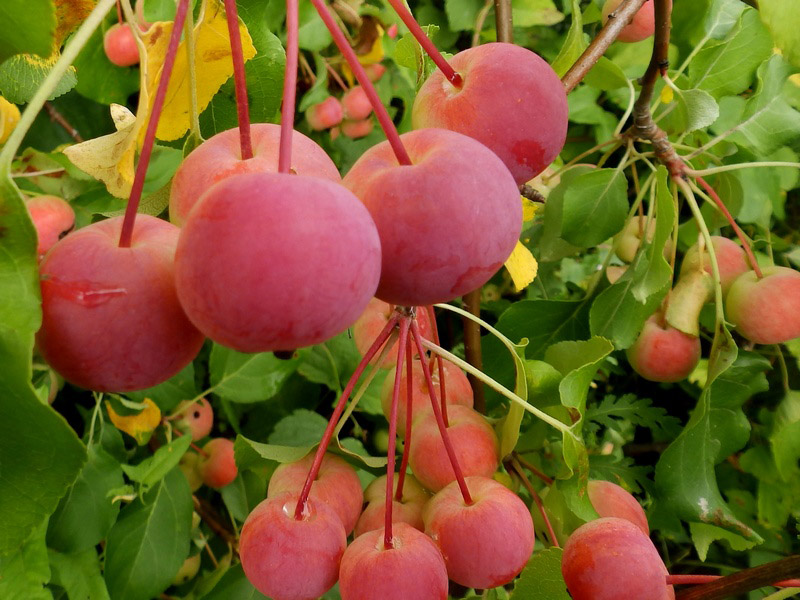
[562,0,648,94]
[676,556,800,600]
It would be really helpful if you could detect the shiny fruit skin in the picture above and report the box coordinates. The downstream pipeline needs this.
[104,24,139,67]
[626,315,701,382]
[25,195,75,260]
[726,266,800,344]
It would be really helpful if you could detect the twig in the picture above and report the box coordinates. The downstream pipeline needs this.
[519,183,546,203]
[512,452,554,486]
[192,495,237,548]
[508,456,559,547]
[494,0,513,44]
[44,102,83,142]
[676,556,800,599]
[562,0,648,93]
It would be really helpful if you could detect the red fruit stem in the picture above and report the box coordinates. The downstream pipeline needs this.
[278,0,299,173]
[168,424,210,457]
[425,305,449,427]
[509,456,559,548]
[384,317,411,549]
[116,0,123,24]
[384,0,463,87]
[694,176,762,278]
[513,452,554,486]
[224,0,253,160]
[410,320,473,505]
[395,340,414,501]
[294,313,401,520]
[118,0,190,248]
[667,575,800,588]
[309,0,412,166]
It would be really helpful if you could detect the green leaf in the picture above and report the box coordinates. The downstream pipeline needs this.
[201,564,268,600]
[120,434,192,493]
[0,54,76,104]
[104,468,193,600]
[538,166,590,262]
[297,332,361,392]
[551,0,585,77]
[587,394,681,437]
[511,0,564,27]
[0,0,55,63]
[48,549,110,600]
[0,521,51,600]
[583,56,629,91]
[498,338,531,459]
[560,168,628,248]
[298,0,332,51]
[220,470,267,522]
[689,8,772,99]
[394,25,441,87]
[661,87,720,135]
[209,344,299,403]
[47,445,123,553]
[71,26,139,105]
[772,415,800,482]
[444,0,482,31]
[689,522,759,562]
[234,435,313,472]
[512,548,569,599]
[126,363,197,413]
[759,0,800,68]
[268,408,328,446]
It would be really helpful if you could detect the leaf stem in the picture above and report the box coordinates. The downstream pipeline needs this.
[183,1,203,140]
[686,162,800,177]
[118,0,191,248]
[279,0,300,173]
[309,0,412,165]
[674,556,800,599]
[224,0,253,160]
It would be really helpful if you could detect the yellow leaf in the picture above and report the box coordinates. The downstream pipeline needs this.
[0,96,20,144]
[521,196,539,222]
[55,0,96,47]
[62,104,142,198]
[357,25,384,65]
[146,0,257,142]
[504,241,538,291]
[106,398,162,445]
[660,85,674,104]
[790,73,800,87]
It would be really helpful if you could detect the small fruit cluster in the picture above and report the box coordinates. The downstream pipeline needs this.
[306,67,385,140]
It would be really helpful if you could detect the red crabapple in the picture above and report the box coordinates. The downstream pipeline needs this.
[341,118,374,139]
[626,314,701,382]
[364,63,386,82]
[268,453,363,535]
[339,523,448,600]
[173,397,214,440]
[354,474,429,538]
[198,438,237,489]
[587,480,649,536]
[409,405,499,492]
[726,266,800,344]
[240,492,346,600]
[25,195,75,260]
[104,23,139,67]
[562,517,675,600]
[169,123,340,226]
[380,356,473,436]
[307,97,344,130]
[352,299,433,367]
[601,0,661,43]
[680,236,748,295]
[37,215,204,392]
[343,128,521,306]
[423,476,535,588]
[412,43,567,185]
[342,86,373,120]
[174,172,381,352]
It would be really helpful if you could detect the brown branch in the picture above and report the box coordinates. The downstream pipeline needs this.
[45,102,83,143]
[193,495,238,549]
[562,0,648,94]
[494,0,513,43]
[519,183,546,203]
[676,556,800,600]
[462,288,486,414]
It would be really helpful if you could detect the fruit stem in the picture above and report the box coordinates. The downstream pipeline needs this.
[508,455,559,548]
[410,320,473,505]
[693,175,762,278]
[183,2,203,141]
[384,317,411,549]
[395,341,414,502]
[424,305,449,426]
[224,0,253,160]
[309,0,412,165]
[118,0,190,248]
[512,452,554,486]
[294,313,401,520]
[278,0,299,174]
[116,0,123,24]
[384,0,462,87]
[667,575,800,587]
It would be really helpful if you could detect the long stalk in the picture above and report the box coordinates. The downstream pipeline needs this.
[279,0,300,173]
[223,0,253,160]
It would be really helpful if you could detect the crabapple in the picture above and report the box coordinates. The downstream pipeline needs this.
[268,452,363,535]
[409,405,499,492]
[364,63,386,82]
[25,195,75,260]
[626,314,701,382]
[613,216,656,263]
[172,554,201,585]
[37,215,204,392]
[352,299,433,367]
[339,523,448,600]
[342,86,373,120]
[174,397,213,440]
[423,476,535,588]
[198,438,237,489]
[240,492,346,600]
[178,451,203,492]
[174,172,381,352]
[587,480,649,535]
[726,266,800,344]
[307,96,344,130]
[169,123,340,226]
[412,43,567,184]
[354,474,429,538]
[602,0,658,43]
[343,128,521,305]
[341,118,374,139]
[380,356,474,436]
[103,23,139,67]
[680,236,748,295]
[562,517,675,600]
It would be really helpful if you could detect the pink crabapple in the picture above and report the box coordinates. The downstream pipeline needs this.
[587,480,649,536]
[725,266,800,344]
[24,195,75,260]
[341,118,374,139]
[411,42,568,185]
[198,438,238,489]
[601,0,668,43]
[680,236,749,295]
[352,299,433,367]
[36,215,204,392]
[306,96,344,131]
[342,86,373,120]
[173,397,213,440]
[626,314,701,383]
[354,474,429,538]
[103,23,139,67]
